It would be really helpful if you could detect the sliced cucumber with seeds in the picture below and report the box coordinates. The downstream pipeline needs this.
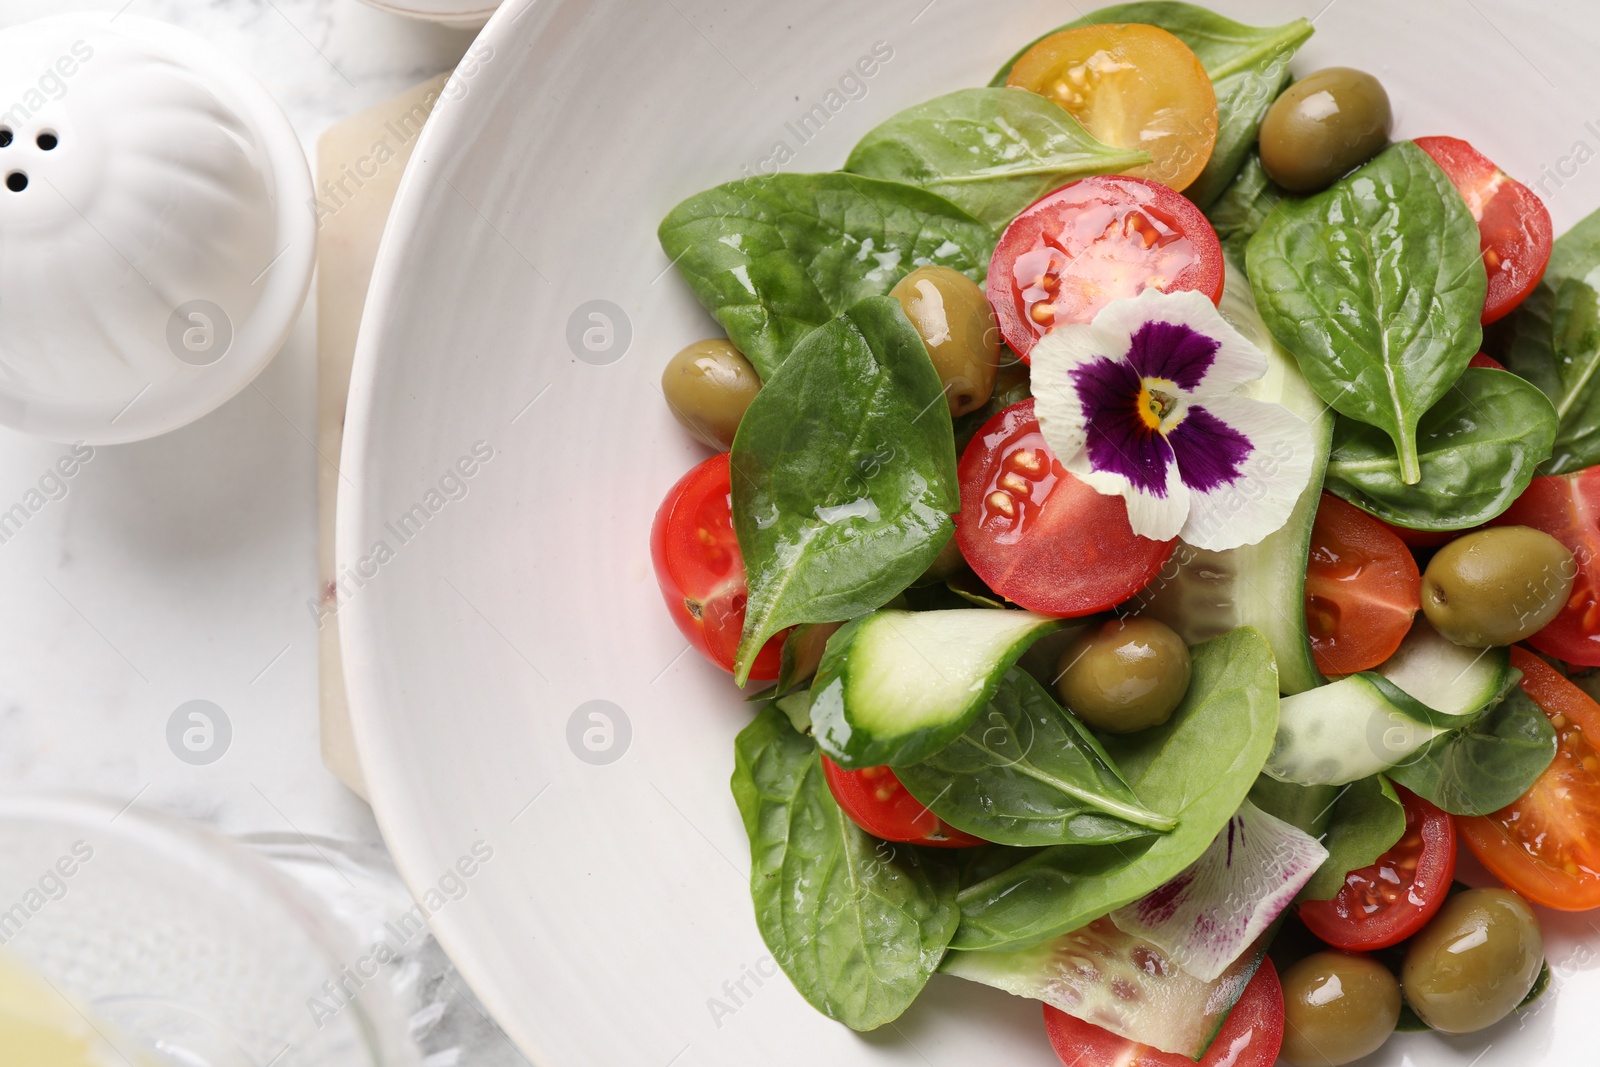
[1135,261,1331,696]
[811,608,1063,769]
[1266,620,1516,786]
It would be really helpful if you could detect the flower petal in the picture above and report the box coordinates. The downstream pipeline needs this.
[1124,319,1220,391]
[1175,394,1316,551]
[1070,356,1174,497]
[1092,288,1267,397]
[1033,288,1305,548]
[1167,403,1253,492]
[1031,320,1106,463]
[1065,441,1189,543]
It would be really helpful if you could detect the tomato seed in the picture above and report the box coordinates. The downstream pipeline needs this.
[1009,449,1045,477]
[999,472,1031,495]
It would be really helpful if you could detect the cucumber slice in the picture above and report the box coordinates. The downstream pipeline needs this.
[810,608,1063,768]
[1266,622,1515,786]
[942,917,1270,1058]
[1376,617,1515,715]
[1135,261,1332,696]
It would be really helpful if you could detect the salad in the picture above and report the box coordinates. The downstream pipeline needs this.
[647,4,1600,1065]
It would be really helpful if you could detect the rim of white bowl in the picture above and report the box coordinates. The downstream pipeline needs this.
[338,0,543,1059]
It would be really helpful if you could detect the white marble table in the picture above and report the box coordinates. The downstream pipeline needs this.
[0,2,523,1057]
[0,0,469,852]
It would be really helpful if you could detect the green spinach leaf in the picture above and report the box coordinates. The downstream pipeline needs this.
[1324,367,1559,530]
[1207,152,1288,271]
[773,688,814,735]
[1301,774,1405,900]
[1248,141,1487,485]
[1388,686,1557,817]
[773,622,840,699]
[730,297,959,683]
[896,669,1176,847]
[991,3,1312,208]
[951,627,1279,951]
[1247,775,1338,837]
[658,172,993,379]
[1496,205,1600,474]
[843,88,1147,230]
[731,705,959,1030]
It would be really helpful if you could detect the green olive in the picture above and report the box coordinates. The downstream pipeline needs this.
[1402,888,1543,1034]
[1055,617,1191,733]
[660,338,762,450]
[1421,526,1575,647]
[1280,951,1401,1067]
[1258,67,1392,193]
[890,266,1000,417]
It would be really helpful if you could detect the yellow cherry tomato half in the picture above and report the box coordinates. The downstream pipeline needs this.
[1007,23,1218,193]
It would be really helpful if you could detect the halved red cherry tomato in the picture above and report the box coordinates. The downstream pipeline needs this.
[821,758,986,848]
[1299,787,1456,950]
[988,175,1225,360]
[956,399,1175,616]
[1043,957,1283,1067]
[1304,493,1422,676]
[1376,519,1455,550]
[1415,136,1553,324]
[1490,466,1600,666]
[650,453,784,679]
[1460,647,1600,910]
[1468,352,1506,371]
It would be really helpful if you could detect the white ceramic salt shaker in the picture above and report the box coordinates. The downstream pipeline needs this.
[0,13,315,444]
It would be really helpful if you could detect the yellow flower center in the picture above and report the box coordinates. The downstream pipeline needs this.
[1137,378,1180,432]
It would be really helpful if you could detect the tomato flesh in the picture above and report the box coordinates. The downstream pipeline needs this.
[956,399,1175,616]
[1460,647,1600,910]
[1299,787,1456,950]
[1415,136,1554,324]
[1490,466,1600,666]
[1007,24,1219,193]
[821,758,985,847]
[1376,519,1455,550]
[1304,493,1422,676]
[987,175,1225,360]
[650,453,784,679]
[1043,957,1283,1067]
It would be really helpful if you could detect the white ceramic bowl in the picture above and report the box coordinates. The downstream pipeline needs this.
[341,1,1600,1063]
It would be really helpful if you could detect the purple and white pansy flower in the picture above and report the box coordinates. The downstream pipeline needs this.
[1031,288,1313,552]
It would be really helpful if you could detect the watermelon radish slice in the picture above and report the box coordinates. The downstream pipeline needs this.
[1111,800,1326,981]
[941,917,1271,1058]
